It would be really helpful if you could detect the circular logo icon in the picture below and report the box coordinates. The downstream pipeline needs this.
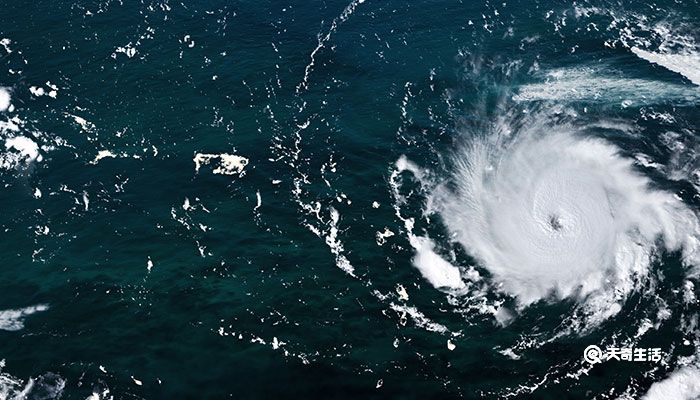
[583,345,603,364]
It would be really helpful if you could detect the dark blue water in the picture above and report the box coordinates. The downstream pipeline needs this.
[1,0,700,398]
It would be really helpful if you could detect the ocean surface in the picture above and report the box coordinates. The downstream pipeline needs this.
[1,0,700,398]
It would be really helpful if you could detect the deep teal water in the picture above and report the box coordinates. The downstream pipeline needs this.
[1,0,700,398]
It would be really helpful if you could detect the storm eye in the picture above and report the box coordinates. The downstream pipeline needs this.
[548,214,564,231]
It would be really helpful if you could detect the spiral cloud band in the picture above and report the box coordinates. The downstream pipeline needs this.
[429,124,700,307]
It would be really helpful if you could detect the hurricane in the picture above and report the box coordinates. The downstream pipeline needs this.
[432,115,700,310]
[2,0,700,398]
